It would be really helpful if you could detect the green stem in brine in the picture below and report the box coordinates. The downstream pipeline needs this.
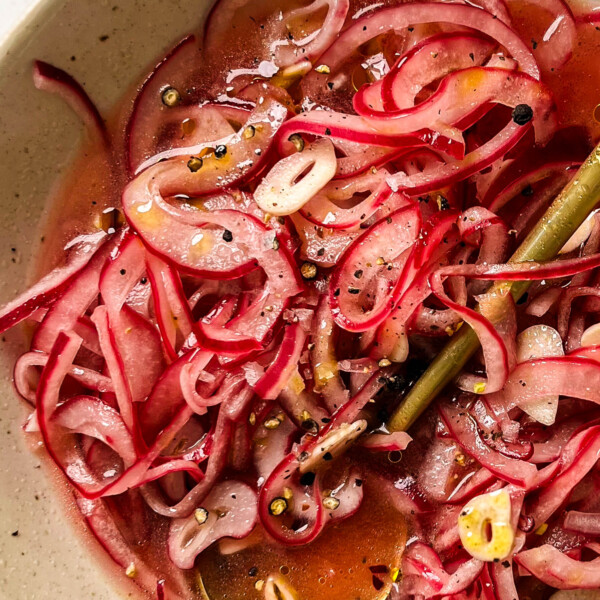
[388,142,600,433]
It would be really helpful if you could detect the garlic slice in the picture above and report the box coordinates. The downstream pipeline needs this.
[264,574,299,600]
[299,420,367,473]
[559,209,599,255]
[516,325,564,425]
[581,322,600,348]
[254,138,336,216]
[458,489,514,562]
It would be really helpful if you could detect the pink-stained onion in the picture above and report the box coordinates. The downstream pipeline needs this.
[502,356,600,412]
[302,3,540,93]
[0,231,106,337]
[515,545,600,590]
[125,35,200,172]
[516,0,577,72]
[439,402,538,488]
[122,162,302,344]
[1,0,596,592]
[364,32,496,114]
[563,511,600,536]
[31,231,124,354]
[135,99,287,187]
[131,103,249,175]
[145,253,195,361]
[274,0,350,68]
[398,542,483,598]
[524,426,600,528]
[33,60,108,145]
[300,169,405,230]
[291,211,361,268]
[374,209,460,360]
[360,431,413,452]
[14,351,114,405]
[204,0,349,70]
[310,295,349,412]
[276,110,465,161]
[253,321,308,400]
[329,204,421,332]
[254,408,298,482]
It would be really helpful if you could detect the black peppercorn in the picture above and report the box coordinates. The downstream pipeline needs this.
[299,471,316,486]
[512,103,533,126]
[215,144,228,159]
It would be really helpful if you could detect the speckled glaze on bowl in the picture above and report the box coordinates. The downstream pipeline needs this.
[0,2,213,598]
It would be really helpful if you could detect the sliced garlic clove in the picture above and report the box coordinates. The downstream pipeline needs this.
[458,489,514,562]
[264,574,299,600]
[299,420,367,473]
[559,209,599,255]
[581,322,600,348]
[254,138,337,216]
[516,325,564,425]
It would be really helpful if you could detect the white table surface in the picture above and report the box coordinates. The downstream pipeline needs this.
[0,0,39,43]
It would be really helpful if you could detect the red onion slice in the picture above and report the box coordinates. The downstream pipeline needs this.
[253,321,308,400]
[329,203,421,332]
[125,35,200,172]
[431,282,514,397]
[439,403,538,488]
[31,232,125,354]
[0,231,105,338]
[123,160,300,287]
[277,110,465,160]
[516,325,564,425]
[360,431,412,452]
[91,306,137,436]
[131,103,248,175]
[360,32,496,114]
[524,426,600,528]
[136,98,287,181]
[254,408,298,482]
[310,295,349,412]
[388,121,531,196]
[145,253,195,361]
[77,495,190,599]
[502,356,600,412]
[302,3,539,98]
[291,211,361,268]
[14,351,113,405]
[274,0,350,68]
[563,510,600,535]
[33,60,107,145]
[515,544,600,590]
[258,452,326,546]
[447,468,497,505]
[204,0,348,70]
[300,169,411,230]
[374,209,460,360]
[399,542,482,597]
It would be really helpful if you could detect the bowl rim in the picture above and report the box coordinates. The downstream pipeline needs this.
[0,0,55,54]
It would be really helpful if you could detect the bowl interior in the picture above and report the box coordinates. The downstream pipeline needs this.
[0,1,212,597]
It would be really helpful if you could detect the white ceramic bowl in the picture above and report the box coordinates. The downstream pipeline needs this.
[0,2,214,598]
